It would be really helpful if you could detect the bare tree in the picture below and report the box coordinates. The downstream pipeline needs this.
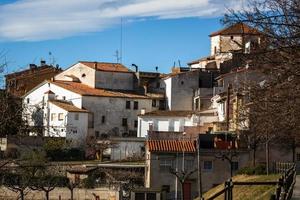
[224,0,300,173]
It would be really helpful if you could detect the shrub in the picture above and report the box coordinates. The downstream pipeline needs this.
[237,165,266,175]
[45,148,85,161]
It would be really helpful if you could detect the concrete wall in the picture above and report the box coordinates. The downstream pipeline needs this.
[165,71,199,110]
[210,35,220,56]
[220,35,243,53]
[82,96,153,137]
[138,116,197,138]
[55,63,96,88]
[95,71,134,90]
[110,138,145,160]
[0,186,119,200]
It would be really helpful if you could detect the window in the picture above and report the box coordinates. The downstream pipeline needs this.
[74,113,79,120]
[126,101,131,109]
[95,131,100,138]
[214,46,217,54]
[232,161,239,171]
[195,98,199,110]
[101,115,106,124]
[185,159,194,171]
[51,113,56,121]
[122,118,127,127]
[58,113,64,121]
[72,129,77,134]
[230,35,234,40]
[27,98,30,104]
[88,113,94,128]
[297,153,300,162]
[152,99,156,107]
[134,101,138,110]
[181,81,184,85]
[160,159,173,172]
[134,120,138,128]
[203,161,213,171]
[62,96,66,100]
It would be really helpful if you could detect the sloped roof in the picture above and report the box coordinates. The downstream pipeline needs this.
[50,80,149,99]
[210,23,260,37]
[140,110,196,117]
[49,100,88,113]
[79,61,132,73]
[146,140,196,153]
[188,55,216,65]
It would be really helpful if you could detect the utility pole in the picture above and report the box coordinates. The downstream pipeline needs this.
[197,135,203,199]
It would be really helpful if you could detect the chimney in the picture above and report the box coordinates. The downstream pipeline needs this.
[94,62,97,69]
[40,60,46,66]
[132,64,138,72]
[29,64,37,69]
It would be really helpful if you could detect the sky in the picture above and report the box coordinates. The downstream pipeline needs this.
[0,0,244,75]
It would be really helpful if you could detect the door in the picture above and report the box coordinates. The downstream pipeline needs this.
[183,182,191,200]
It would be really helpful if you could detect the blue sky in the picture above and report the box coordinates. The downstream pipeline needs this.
[0,0,243,75]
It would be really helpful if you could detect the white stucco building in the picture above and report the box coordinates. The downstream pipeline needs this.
[23,61,158,147]
[137,110,218,138]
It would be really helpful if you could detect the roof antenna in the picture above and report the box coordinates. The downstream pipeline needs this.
[114,50,120,63]
[120,17,123,64]
[178,60,181,67]
[173,61,176,68]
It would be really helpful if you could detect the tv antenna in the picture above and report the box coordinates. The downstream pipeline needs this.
[120,17,123,64]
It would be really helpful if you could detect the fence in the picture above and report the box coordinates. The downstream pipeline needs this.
[204,163,296,200]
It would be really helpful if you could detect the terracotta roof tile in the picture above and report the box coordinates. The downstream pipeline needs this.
[146,140,196,153]
[49,100,88,113]
[50,80,149,99]
[79,61,132,73]
[210,23,260,37]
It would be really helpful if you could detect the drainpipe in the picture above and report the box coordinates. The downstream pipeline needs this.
[226,84,232,131]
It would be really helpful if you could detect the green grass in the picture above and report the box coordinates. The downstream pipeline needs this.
[201,175,280,200]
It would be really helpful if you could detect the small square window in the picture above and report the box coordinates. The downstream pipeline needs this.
[58,113,64,121]
[232,161,239,171]
[51,113,56,121]
[297,153,300,162]
[101,115,105,124]
[74,113,79,120]
[203,161,213,171]
[134,120,138,128]
[122,118,127,127]
[152,100,156,107]
[134,101,138,110]
[126,101,131,109]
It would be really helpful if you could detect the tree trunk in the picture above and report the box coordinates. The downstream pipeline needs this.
[266,141,269,175]
[252,147,256,167]
[70,188,74,200]
[20,190,24,200]
[181,182,185,200]
[45,191,49,200]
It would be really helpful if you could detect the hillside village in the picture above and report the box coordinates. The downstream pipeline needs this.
[0,22,298,200]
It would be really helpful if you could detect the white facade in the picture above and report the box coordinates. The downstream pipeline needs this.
[55,62,96,88]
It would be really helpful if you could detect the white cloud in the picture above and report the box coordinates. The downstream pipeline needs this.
[0,0,243,41]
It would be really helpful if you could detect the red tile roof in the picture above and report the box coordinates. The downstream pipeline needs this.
[146,140,196,153]
[49,100,89,113]
[210,23,260,37]
[79,61,132,73]
[50,80,149,99]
